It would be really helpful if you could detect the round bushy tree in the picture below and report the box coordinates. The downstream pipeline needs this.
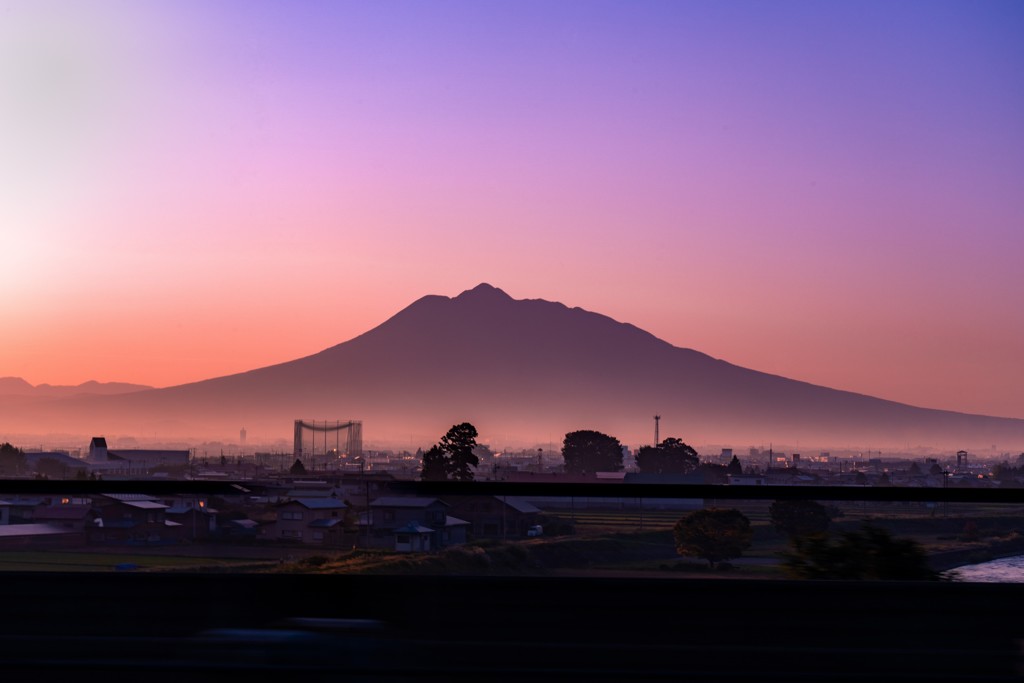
[769,499,832,539]
[635,437,699,475]
[673,508,753,568]
[561,430,623,475]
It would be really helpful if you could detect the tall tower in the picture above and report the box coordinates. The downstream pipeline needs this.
[654,415,661,446]
[956,450,967,471]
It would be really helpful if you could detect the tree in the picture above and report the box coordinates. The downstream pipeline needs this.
[726,455,743,476]
[0,442,26,476]
[289,458,307,475]
[419,423,480,481]
[420,445,449,481]
[769,499,831,539]
[635,437,699,475]
[697,463,729,484]
[992,462,1022,484]
[562,430,623,475]
[440,422,479,481]
[673,508,753,568]
[34,457,68,479]
[782,525,939,580]
[472,443,495,467]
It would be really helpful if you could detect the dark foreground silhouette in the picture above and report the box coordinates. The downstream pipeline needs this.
[0,571,1019,682]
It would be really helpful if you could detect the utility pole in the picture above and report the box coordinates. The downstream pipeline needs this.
[942,469,950,517]
[363,460,370,548]
[654,415,661,446]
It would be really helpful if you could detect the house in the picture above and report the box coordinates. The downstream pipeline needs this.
[393,522,435,552]
[32,504,97,532]
[368,497,469,552]
[89,494,176,545]
[3,497,48,524]
[270,498,349,546]
[728,474,767,486]
[164,499,218,541]
[443,495,542,540]
[284,485,342,500]
[337,471,398,508]
[221,518,260,540]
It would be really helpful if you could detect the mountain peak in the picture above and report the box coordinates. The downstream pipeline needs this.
[0,377,34,394]
[453,283,513,302]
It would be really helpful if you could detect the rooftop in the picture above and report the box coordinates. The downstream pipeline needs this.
[371,497,446,509]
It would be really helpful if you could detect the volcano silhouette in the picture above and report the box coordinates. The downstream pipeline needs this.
[5,283,1023,450]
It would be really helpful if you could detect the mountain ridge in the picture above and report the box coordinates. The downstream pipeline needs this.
[0,377,153,398]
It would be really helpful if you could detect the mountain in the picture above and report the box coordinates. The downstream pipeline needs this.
[0,378,153,399]
[3,283,1023,450]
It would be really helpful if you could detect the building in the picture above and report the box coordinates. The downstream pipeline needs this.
[270,498,349,545]
[727,473,767,486]
[32,504,97,532]
[164,497,218,541]
[368,497,469,552]
[88,493,178,545]
[23,451,89,477]
[443,495,541,540]
[87,437,189,477]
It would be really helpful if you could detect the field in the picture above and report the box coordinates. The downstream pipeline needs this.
[0,546,287,573]
[0,551,267,572]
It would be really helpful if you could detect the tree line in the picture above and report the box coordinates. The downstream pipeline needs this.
[419,423,744,481]
[674,499,936,579]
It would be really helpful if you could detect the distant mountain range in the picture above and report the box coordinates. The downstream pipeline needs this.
[3,283,1023,451]
[0,377,152,399]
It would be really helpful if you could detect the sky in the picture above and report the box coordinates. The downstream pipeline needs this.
[2,1,1023,419]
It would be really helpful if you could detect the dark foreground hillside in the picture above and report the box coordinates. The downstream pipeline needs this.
[0,571,1019,681]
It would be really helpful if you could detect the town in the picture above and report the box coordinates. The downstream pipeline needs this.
[0,417,1021,565]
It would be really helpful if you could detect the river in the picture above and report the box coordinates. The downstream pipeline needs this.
[947,554,1024,583]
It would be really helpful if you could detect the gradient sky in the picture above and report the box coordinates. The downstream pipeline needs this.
[2,1,1023,419]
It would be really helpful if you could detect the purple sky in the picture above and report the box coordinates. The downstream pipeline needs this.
[2,1,1023,418]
